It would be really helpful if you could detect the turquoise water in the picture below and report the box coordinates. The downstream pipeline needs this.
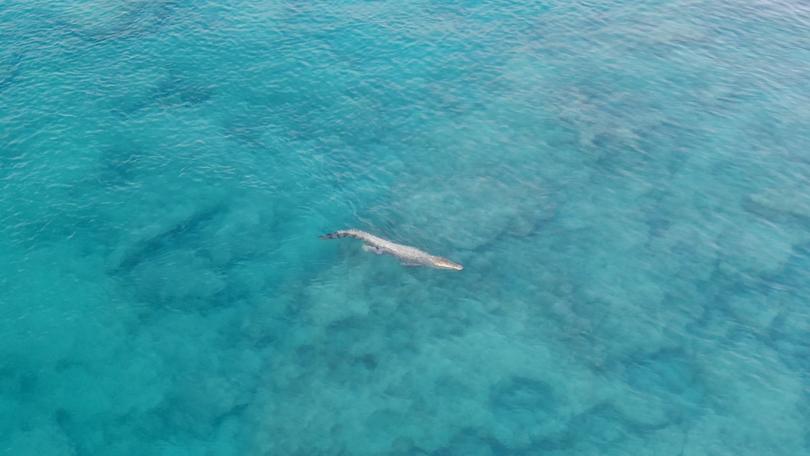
[2,0,810,454]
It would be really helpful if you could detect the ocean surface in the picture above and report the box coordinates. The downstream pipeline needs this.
[2,1,810,454]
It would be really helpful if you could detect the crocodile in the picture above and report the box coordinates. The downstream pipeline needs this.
[320,229,463,271]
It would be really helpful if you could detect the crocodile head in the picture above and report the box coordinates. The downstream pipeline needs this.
[430,256,464,271]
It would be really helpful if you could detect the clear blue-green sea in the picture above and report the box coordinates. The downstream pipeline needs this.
[2,1,810,454]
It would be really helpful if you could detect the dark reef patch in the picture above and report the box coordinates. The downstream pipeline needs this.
[115,71,215,116]
[56,0,182,45]
[0,52,23,92]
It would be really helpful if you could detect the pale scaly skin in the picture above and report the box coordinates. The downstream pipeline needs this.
[320,229,463,271]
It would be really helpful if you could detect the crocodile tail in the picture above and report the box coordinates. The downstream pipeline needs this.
[319,230,352,240]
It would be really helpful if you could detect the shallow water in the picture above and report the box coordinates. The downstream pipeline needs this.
[2,1,810,454]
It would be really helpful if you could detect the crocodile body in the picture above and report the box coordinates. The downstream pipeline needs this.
[320,229,463,271]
